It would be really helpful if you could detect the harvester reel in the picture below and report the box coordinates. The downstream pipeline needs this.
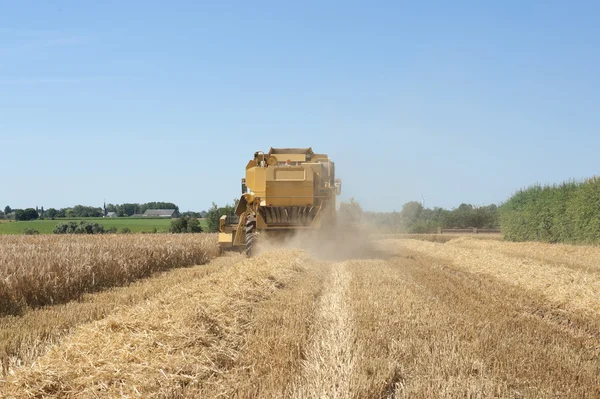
[245,213,257,257]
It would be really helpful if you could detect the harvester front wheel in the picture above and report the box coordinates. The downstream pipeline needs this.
[245,214,257,257]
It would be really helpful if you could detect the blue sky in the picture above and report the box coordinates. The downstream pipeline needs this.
[1,1,598,212]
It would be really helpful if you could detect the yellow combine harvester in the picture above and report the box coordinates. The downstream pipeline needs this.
[219,147,342,255]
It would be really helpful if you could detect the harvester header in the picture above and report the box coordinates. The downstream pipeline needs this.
[219,147,342,255]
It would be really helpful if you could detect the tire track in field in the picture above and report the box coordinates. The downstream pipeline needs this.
[292,261,356,398]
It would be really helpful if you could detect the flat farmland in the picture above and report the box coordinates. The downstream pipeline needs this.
[1,235,599,398]
[0,217,208,234]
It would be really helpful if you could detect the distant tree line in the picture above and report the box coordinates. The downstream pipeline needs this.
[0,206,43,221]
[2,202,182,220]
[205,197,498,234]
[356,200,498,233]
[180,211,207,218]
[499,177,600,244]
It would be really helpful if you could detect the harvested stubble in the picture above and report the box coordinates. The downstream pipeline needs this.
[289,261,357,398]
[4,237,600,398]
[371,233,503,243]
[347,253,600,397]
[0,234,220,316]
[200,255,325,398]
[2,250,317,398]
[386,237,600,320]
[0,254,228,377]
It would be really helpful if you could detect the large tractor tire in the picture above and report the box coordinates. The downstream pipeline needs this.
[245,214,257,257]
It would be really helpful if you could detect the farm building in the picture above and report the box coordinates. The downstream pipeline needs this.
[143,209,178,218]
[105,212,117,218]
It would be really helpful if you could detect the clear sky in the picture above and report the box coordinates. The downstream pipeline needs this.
[1,1,599,212]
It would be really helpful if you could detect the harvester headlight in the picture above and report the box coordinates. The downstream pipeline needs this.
[267,155,277,166]
[243,193,255,203]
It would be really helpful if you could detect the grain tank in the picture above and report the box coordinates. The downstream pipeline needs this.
[219,147,342,255]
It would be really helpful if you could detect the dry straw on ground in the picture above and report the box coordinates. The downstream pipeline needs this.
[388,237,600,319]
[2,250,313,397]
[2,236,600,398]
[348,254,600,397]
[0,254,227,377]
[290,261,356,398]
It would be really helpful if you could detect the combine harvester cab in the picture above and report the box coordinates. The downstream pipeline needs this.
[219,147,342,256]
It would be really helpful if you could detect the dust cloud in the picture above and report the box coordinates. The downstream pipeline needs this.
[255,226,390,261]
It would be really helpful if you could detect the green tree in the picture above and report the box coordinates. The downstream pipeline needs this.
[401,201,424,223]
[205,203,221,233]
[46,208,58,219]
[186,217,203,233]
[71,205,103,217]
[181,211,202,218]
[205,201,236,233]
[53,222,78,234]
[362,200,497,233]
[169,217,187,233]
[118,203,137,216]
[15,208,39,221]
[338,197,363,224]
[4,206,11,215]
[169,216,203,233]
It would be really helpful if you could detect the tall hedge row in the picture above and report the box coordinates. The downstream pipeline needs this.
[499,177,600,244]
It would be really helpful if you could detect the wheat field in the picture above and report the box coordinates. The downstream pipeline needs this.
[1,235,599,398]
[0,234,219,316]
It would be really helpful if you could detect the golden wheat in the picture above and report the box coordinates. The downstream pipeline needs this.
[3,237,600,398]
[0,254,228,377]
[2,250,312,397]
[347,254,600,397]
[388,237,600,319]
[0,234,219,316]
